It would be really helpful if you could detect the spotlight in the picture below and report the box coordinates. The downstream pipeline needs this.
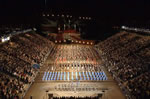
[121,26,126,29]
[62,14,64,17]
[52,14,54,17]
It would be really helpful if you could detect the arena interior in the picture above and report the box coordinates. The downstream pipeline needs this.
[0,0,150,99]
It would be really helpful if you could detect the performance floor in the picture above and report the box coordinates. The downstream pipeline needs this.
[24,44,125,99]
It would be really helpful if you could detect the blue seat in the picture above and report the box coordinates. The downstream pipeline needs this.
[97,77,99,80]
[54,72,57,80]
[99,72,102,75]
[105,77,108,80]
[76,72,78,80]
[52,72,55,80]
[68,72,70,80]
[57,72,60,80]
[99,76,102,80]
[48,72,52,81]
[79,72,82,80]
[45,72,50,81]
[64,72,66,80]
[72,72,74,80]
[45,77,48,81]
[97,72,100,76]
[60,72,63,80]
[51,73,54,80]
[92,72,95,78]
[42,72,47,81]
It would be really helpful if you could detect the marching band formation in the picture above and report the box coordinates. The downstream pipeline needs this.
[42,71,107,81]
[51,45,99,64]
[42,44,107,81]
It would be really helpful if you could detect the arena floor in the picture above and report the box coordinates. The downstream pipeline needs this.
[24,44,125,99]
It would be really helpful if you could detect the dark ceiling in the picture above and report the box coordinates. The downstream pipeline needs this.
[0,0,150,24]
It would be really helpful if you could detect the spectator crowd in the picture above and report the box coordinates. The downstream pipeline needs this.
[0,32,54,99]
[96,31,150,99]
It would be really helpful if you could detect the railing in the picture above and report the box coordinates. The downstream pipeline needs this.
[121,26,150,34]
[0,29,33,43]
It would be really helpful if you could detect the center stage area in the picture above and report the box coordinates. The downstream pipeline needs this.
[24,44,125,99]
